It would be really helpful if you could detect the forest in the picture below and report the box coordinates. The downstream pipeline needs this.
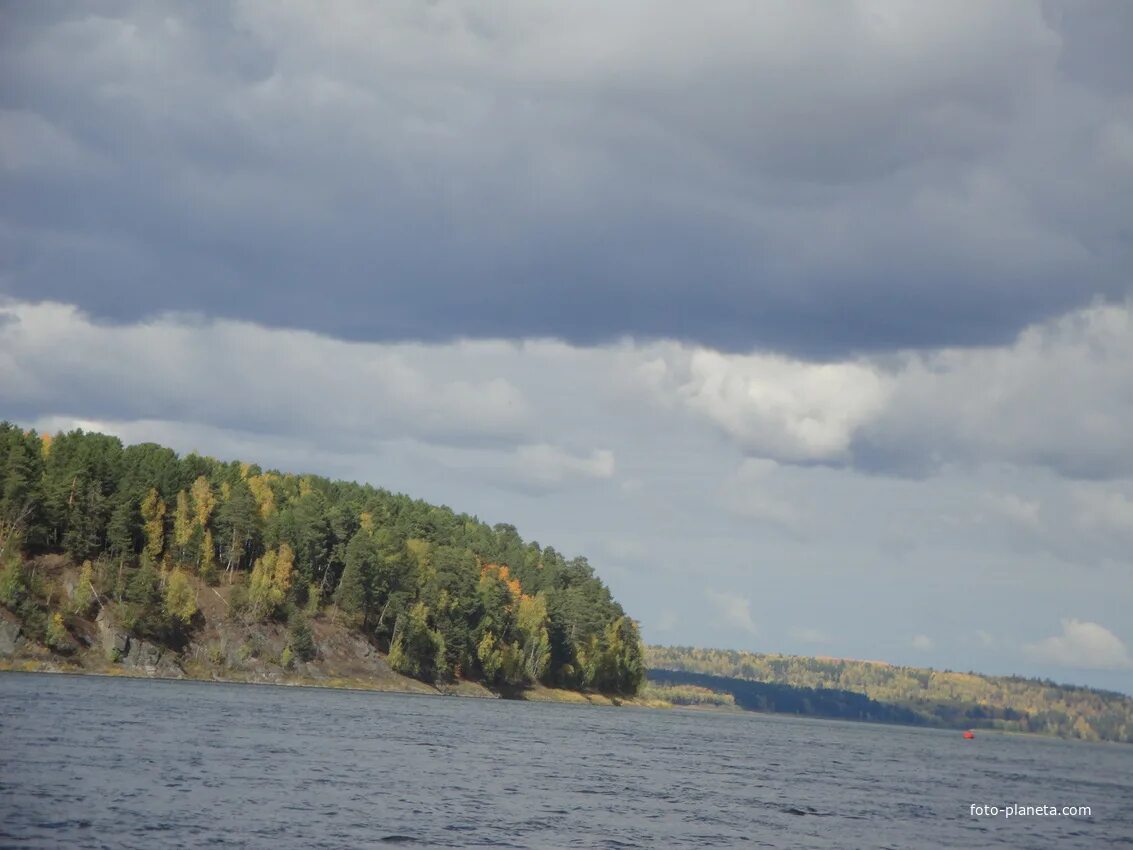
[0,423,645,695]
[648,646,1133,743]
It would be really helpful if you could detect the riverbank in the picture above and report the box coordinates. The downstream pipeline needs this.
[0,658,675,708]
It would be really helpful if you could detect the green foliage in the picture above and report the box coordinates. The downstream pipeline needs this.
[72,561,97,615]
[45,611,70,651]
[0,555,29,609]
[477,630,503,682]
[335,530,377,623]
[139,488,166,562]
[304,582,322,617]
[288,613,317,662]
[389,602,446,682]
[0,422,641,695]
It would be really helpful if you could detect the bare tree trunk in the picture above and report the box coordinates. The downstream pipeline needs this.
[376,598,394,634]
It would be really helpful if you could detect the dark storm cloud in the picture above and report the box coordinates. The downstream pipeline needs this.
[2,1,1131,356]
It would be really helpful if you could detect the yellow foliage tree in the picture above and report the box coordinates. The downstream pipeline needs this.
[163,568,198,625]
[140,488,166,562]
[190,476,215,527]
[516,592,552,681]
[273,542,294,598]
[248,543,293,618]
[248,474,276,518]
[46,612,69,650]
[173,490,193,556]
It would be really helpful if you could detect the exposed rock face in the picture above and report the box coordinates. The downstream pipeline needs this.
[96,610,130,660]
[0,620,22,656]
[123,639,183,678]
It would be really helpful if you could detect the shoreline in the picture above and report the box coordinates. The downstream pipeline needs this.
[0,658,675,710]
[6,665,1129,746]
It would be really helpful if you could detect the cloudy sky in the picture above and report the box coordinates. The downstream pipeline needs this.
[2,1,1131,692]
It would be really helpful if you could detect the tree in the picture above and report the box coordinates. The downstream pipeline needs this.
[199,529,218,584]
[247,543,293,619]
[173,489,194,561]
[389,602,445,682]
[190,475,215,527]
[287,613,317,662]
[106,492,138,560]
[140,488,166,562]
[46,612,70,652]
[163,568,198,625]
[0,428,42,559]
[477,630,503,682]
[72,561,97,616]
[516,593,552,682]
[335,530,378,625]
[215,480,258,575]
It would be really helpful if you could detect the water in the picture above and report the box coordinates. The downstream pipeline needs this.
[1,674,1130,849]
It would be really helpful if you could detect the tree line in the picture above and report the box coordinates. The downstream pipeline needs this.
[0,423,644,694]
[647,646,1133,743]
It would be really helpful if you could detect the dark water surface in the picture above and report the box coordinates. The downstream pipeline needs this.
[1,674,1131,849]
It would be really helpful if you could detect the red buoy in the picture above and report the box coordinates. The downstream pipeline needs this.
[963,730,975,739]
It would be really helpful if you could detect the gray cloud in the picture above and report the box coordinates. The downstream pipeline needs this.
[2,1,1131,355]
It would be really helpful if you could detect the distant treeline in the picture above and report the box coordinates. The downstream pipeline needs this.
[647,669,924,724]
[648,646,1133,743]
[0,423,644,693]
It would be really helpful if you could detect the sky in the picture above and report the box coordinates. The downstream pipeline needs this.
[1,1,1131,693]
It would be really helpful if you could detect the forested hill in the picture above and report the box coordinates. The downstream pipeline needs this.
[647,646,1133,743]
[0,423,644,694]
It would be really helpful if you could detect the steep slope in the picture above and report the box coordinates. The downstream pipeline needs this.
[0,423,644,696]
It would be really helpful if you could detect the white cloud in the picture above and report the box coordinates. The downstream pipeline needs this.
[1026,619,1133,670]
[627,302,1133,479]
[5,299,1133,484]
[911,634,935,651]
[671,349,891,463]
[705,589,758,636]
[0,299,530,446]
[863,303,1133,478]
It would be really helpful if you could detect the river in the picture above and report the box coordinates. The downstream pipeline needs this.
[1,673,1130,848]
